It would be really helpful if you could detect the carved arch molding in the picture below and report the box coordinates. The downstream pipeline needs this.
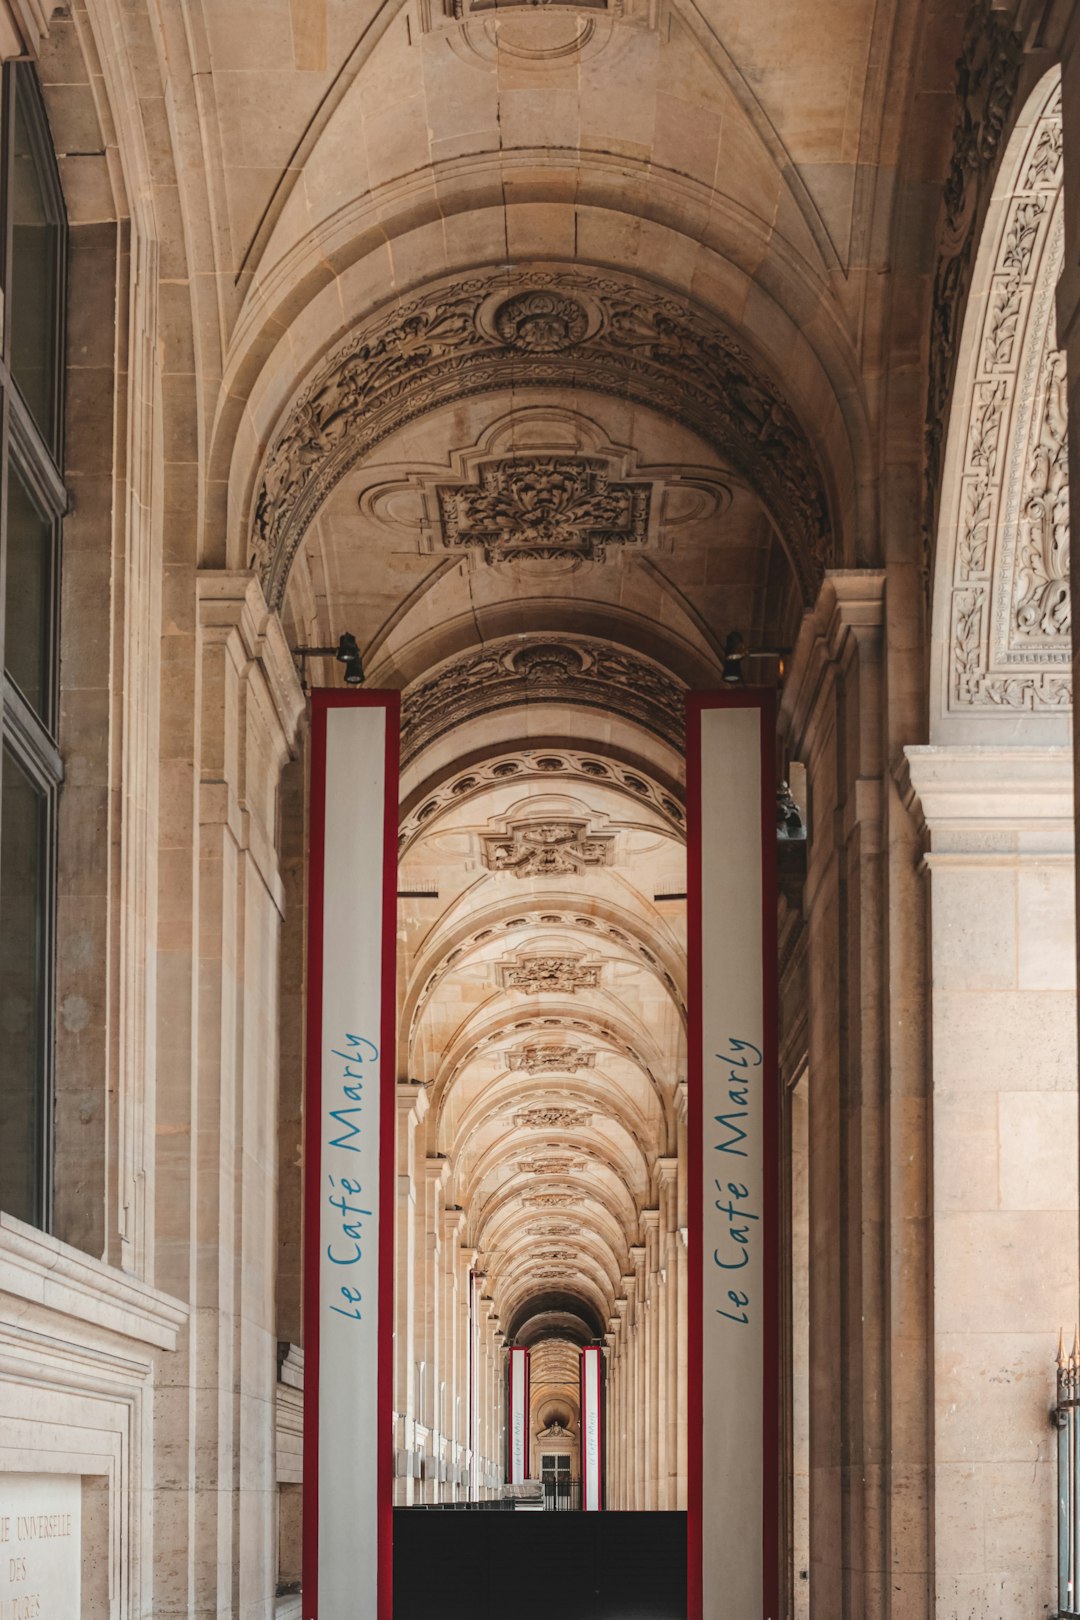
[941,73,1071,712]
[250,269,834,608]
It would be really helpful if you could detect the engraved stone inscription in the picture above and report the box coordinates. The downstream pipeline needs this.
[0,1474,81,1620]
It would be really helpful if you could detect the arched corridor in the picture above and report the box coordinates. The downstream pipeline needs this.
[1,2,1080,1618]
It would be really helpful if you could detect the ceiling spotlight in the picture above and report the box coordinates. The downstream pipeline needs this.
[722,630,746,684]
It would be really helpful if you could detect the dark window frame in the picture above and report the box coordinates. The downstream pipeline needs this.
[0,60,67,1231]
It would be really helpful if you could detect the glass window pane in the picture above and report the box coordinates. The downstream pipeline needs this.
[0,746,47,1224]
[9,84,58,441]
[3,461,52,719]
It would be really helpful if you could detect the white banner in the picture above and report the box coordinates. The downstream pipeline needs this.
[689,696,777,1620]
[306,696,397,1620]
[581,1346,602,1511]
[509,1347,529,1483]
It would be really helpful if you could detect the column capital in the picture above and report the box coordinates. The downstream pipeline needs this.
[899,744,1074,861]
[196,570,305,757]
[780,569,886,756]
[396,1080,430,1123]
[655,1158,678,1186]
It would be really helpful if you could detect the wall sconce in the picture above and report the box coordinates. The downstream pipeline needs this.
[292,631,365,690]
[722,630,746,683]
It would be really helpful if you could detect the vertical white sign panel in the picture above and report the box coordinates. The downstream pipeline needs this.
[581,1346,603,1511]
[305,694,398,1620]
[688,695,778,1620]
[509,1347,529,1484]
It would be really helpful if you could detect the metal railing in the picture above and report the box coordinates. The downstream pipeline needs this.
[542,1478,582,1512]
[1058,1336,1080,1617]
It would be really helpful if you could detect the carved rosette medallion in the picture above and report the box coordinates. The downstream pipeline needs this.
[483,819,615,877]
[437,455,649,562]
[493,291,589,352]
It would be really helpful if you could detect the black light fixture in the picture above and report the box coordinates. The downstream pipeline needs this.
[722,630,746,684]
[292,631,365,690]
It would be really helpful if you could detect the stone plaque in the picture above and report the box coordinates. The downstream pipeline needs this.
[0,1474,81,1618]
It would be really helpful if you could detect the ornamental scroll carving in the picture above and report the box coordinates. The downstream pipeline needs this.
[513,1107,592,1128]
[400,634,685,765]
[507,1045,597,1075]
[250,270,832,607]
[483,819,615,877]
[925,1,1023,586]
[944,72,1071,713]
[437,456,649,562]
[499,955,602,995]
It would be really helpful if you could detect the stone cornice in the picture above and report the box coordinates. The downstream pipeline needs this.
[0,1213,188,1352]
[899,743,1075,858]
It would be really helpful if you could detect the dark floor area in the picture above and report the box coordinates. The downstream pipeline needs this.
[393,1509,687,1619]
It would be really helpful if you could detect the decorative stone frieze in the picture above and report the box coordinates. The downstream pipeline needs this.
[936,71,1071,716]
[400,634,685,764]
[400,748,683,853]
[925,0,1024,576]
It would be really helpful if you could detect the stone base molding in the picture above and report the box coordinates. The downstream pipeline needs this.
[901,743,1077,1619]
[0,1214,188,1620]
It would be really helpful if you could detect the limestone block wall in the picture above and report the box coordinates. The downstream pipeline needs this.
[902,747,1078,1616]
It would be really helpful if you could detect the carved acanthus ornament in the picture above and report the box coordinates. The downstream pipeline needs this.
[507,1045,597,1075]
[483,819,615,878]
[250,270,832,607]
[943,72,1071,712]
[499,955,602,995]
[519,1157,588,1176]
[437,455,649,563]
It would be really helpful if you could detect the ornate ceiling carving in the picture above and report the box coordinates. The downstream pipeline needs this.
[507,1044,597,1075]
[482,818,615,877]
[400,634,685,765]
[437,455,650,563]
[250,269,832,607]
[513,1106,592,1128]
[499,954,602,995]
[400,747,684,854]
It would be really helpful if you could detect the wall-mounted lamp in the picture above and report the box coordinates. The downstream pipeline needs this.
[292,631,365,691]
[722,630,746,683]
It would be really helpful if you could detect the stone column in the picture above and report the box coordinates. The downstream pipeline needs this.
[901,745,1078,1617]
[781,571,893,1617]
[642,1210,661,1510]
[657,1158,679,1509]
[153,573,303,1617]
[395,1082,427,1505]
[418,1156,447,1500]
